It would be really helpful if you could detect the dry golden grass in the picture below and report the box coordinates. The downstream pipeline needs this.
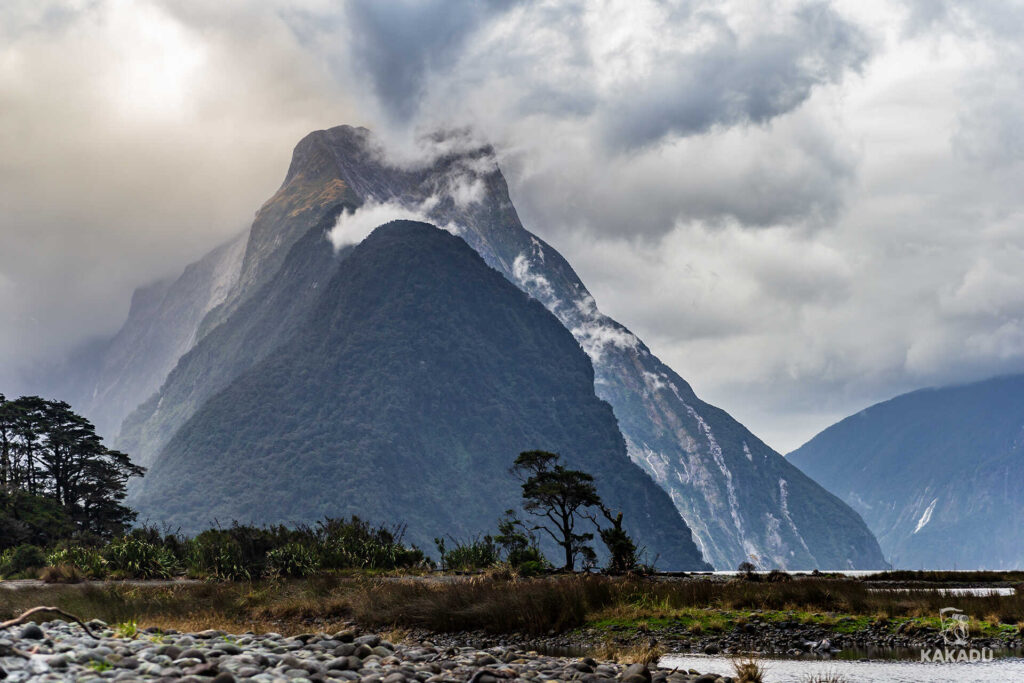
[732,657,765,683]
[3,573,1023,640]
[590,639,664,665]
[38,564,86,584]
[381,627,411,644]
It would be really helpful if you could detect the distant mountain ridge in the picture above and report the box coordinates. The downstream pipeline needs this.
[789,374,1024,569]
[26,232,245,440]
[134,221,711,569]
[57,125,883,570]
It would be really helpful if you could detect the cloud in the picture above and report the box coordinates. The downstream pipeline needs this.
[7,0,1024,455]
[0,0,358,379]
[328,197,457,250]
[337,0,521,122]
[595,2,870,150]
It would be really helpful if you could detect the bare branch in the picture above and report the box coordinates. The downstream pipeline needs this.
[531,524,562,544]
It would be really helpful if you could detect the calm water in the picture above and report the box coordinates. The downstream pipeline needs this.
[704,570,1018,579]
[660,653,1024,682]
[866,586,1017,596]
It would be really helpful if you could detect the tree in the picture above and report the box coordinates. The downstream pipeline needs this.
[593,506,638,574]
[511,450,601,571]
[0,394,144,547]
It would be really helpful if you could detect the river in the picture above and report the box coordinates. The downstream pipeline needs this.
[660,652,1024,682]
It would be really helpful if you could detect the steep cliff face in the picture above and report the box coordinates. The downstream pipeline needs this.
[36,232,246,440]
[119,126,885,570]
[790,374,1024,569]
[134,221,712,570]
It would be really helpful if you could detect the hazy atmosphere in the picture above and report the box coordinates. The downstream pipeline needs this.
[4,0,1024,452]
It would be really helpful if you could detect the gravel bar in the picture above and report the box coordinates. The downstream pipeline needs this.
[0,621,738,683]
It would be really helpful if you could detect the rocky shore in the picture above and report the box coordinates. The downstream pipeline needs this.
[0,621,739,683]
[414,614,1024,660]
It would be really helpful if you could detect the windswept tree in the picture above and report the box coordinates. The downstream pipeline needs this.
[592,506,639,573]
[511,450,601,571]
[0,394,144,547]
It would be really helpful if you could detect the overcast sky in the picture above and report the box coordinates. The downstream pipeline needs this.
[3,0,1024,452]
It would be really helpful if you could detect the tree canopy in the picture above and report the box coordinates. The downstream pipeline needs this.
[0,393,143,548]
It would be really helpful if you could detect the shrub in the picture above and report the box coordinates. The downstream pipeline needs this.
[494,510,547,569]
[266,542,320,578]
[47,546,108,578]
[517,559,549,577]
[104,536,177,579]
[435,535,500,571]
[0,544,47,578]
[317,517,424,570]
[129,525,188,560]
[737,561,757,579]
[186,533,252,581]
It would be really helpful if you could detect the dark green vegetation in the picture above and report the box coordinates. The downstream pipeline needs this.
[789,374,1024,569]
[434,509,547,574]
[134,222,709,570]
[1,517,425,580]
[3,575,1022,643]
[0,394,141,547]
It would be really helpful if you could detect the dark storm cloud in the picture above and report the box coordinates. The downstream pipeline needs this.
[598,3,871,150]
[327,0,521,121]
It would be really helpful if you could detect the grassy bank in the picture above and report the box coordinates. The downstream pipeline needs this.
[3,574,1023,642]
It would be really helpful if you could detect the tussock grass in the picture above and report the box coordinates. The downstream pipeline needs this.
[38,564,86,584]
[591,639,664,664]
[2,574,1022,639]
[349,574,618,634]
[732,657,765,683]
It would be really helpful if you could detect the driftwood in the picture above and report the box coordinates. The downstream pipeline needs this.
[0,606,101,640]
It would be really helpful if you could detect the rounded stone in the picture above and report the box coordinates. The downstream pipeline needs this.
[179,648,208,662]
[20,624,45,640]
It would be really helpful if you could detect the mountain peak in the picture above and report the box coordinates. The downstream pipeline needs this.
[117,124,885,570]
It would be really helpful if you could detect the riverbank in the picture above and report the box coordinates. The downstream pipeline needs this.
[2,573,1022,662]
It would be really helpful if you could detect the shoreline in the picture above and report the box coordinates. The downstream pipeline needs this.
[0,620,742,683]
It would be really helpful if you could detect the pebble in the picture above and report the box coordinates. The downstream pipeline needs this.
[0,621,728,683]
